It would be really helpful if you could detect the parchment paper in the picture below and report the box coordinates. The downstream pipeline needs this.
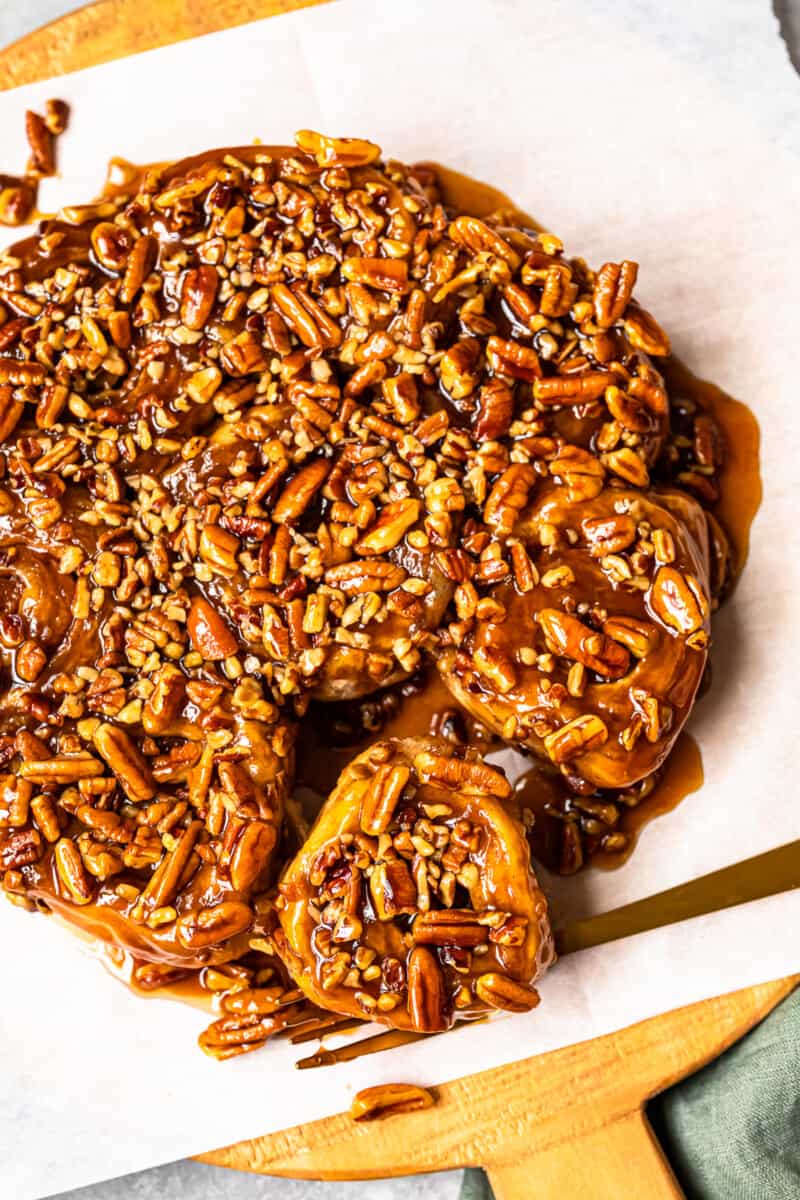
[0,2,798,1196]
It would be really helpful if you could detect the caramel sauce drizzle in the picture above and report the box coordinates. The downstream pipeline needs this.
[296,1027,428,1070]
[661,357,761,577]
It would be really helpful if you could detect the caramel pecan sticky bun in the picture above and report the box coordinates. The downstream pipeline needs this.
[277,737,553,1031]
[439,481,711,788]
[0,129,729,1056]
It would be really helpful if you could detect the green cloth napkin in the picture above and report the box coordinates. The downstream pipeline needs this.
[459,987,800,1200]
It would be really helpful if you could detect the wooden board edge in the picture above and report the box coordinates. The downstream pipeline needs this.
[0,0,327,91]
[198,975,798,1179]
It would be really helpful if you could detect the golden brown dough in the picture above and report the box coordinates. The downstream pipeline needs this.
[277,736,554,1031]
[439,482,711,789]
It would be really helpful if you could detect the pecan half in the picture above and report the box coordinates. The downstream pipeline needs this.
[582,513,637,556]
[356,499,420,555]
[350,1083,435,1121]
[543,713,608,764]
[407,945,448,1033]
[593,260,638,327]
[603,615,660,658]
[272,460,330,525]
[360,763,411,835]
[199,524,240,575]
[449,216,521,268]
[413,909,488,948]
[220,330,269,376]
[54,837,94,905]
[325,560,406,594]
[119,235,157,303]
[341,257,409,293]
[1,828,43,870]
[474,645,518,694]
[18,756,103,784]
[187,597,238,660]
[474,380,513,439]
[649,566,708,638]
[25,109,55,175]
[230,820,277,892]
[369,858,417,919]
[538,608,630,679]
[474,973,540,1013]
[440,338,481,400]
[93,723,156,802]
[534,371,609,405]
[176,900,253,949]
[483,464,537,535]
[549,445,606,502]
[413,751,511,798]
[295,129,381,168]
[486,335,541,382]
[142,664,186,733]
[180,265,219,331]
[624,303,671,356]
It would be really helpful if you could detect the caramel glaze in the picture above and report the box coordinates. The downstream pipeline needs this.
[295,1026,428,1070]
[594,732,704,869]
[429,162,761,575]
[90,153,761,597]
[297,170,760,883]
[441,483,711,791]
[661,357,761,578]
[298,671,702,878]
[284,736,552,1033]
[0,146,761,1069]
[287,165,761,1065]
[419,162,542,231]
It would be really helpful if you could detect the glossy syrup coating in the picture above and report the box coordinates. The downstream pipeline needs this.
[439,482,711,789]
[277,736,554,1032]
[161,396,454,702]
[7,704,294,970]
[0,132,678,719]
[0,126,735,1058]
[0,447,107,712]
[0,132,476,990]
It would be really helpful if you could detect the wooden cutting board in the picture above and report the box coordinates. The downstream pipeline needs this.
[0,4,796,1195]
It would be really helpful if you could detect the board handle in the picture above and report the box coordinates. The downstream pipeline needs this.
[487,1108,684,1200]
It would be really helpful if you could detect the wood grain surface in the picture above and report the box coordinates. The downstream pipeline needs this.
[0,4,796,1196]
[0,0,326,89]
[198,977,798,1198]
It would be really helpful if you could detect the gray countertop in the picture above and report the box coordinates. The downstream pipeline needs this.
[48,1161,464,1200]
[3,4,798,1200]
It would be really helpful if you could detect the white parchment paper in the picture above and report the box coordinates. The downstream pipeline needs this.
[0,2,798,1195]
